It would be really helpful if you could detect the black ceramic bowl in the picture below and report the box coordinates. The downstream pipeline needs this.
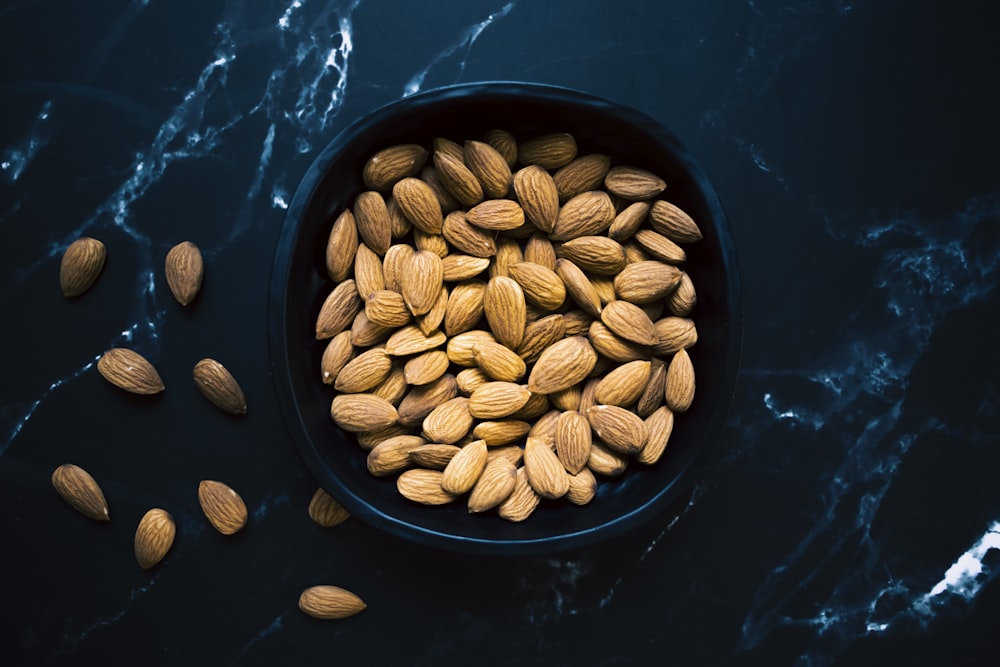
[269,82,741,556]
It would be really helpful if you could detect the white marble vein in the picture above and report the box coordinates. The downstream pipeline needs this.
[913,522,1000,615]
[0,99,52,184]
[402,1,516,97]
[233,611,288,663]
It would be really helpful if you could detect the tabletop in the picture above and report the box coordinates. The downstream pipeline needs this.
[2,1,999,665]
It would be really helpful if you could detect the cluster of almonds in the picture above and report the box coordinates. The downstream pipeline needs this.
[318,130,701,522]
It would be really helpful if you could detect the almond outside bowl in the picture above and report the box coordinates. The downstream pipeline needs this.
[268,82,742,555]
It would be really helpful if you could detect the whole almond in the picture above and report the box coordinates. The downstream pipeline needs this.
[60,237,106,297]
[523,232,557,270]
[434,137,465,162]
[483,276,527,349]
[321,331,354,385]
[442,254,491,282]
[441,210,497,258]
[653,316,698,355]
[446,329,497,366]
[484,128,518,167]
[326,210,358,282]
[134,508,175,570]
[363,143,428,191]
[397,374,458,426]
[164,241,204,306]
[508,261,566,311]
[549,384,582,412]
[422,397,474,444]
[413,228,448,257]
[473,341,527,382]
[513,165,560,233]
[668,271,697,317]
[330,393,399,433]
[635,357,667,417]
[594,359,652,407]
[441,439,489,494]
[409,443,462,470]
[613,260,683,304]
[353,191,392,255]
[403,350,450,386]
[517,132,577,169]
[527,408,561,445]
[365,290,411,328]
[419,165,461,214]
[334,348,392,393]
[51,463,109,521]
[600,300,659,346]
[604,166,667,201]
[664,348,695,412]
[550,190,616,241]
[193,358,247,414]
[443,280,486,336]
[497,467,541,522]
[467,457,518,513]
[524,437,569,499]
[579,377,600,414]
[98,348,165,395]
[354,243,385,299]
[308,487,350,527]
[527,336,598,394]
[382,244,414,293]
[384,325,446,356]
[299,585,367,619]
[553,153,612,201]
[433,150,484,207]
[401,250,443,317]
[466,199,525,231]
[197,480,248,535]
[554,258,602,317]
[623,240,650,264]
[393,177,443,234]
[488,444,525,467]
[586,405,647,455]
[455,367,491,396]
[464,140,512,198]
[316,279,362,339]
[566,468,598,505]
[587,440,629,477]
[633,229,686,264]
[350,311,393,347]
[367,435,426,476]
[472,420,531,447]
[637,405,675,465]
[561,309,594,336]
[468,381,532,419]
[511,390,554,424]
[608,201,651,241]
[559,236,627,275]
[356,423,411,450]
[649,200,703,243]
[371,366,409,405]
[489,237,525,280]
[555,410,592,474]
[515,314,566,364]
[397,468,459,505]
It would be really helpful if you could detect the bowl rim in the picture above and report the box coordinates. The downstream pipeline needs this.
[268,81,743,555]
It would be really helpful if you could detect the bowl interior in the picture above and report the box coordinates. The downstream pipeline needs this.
[269,82,741,555]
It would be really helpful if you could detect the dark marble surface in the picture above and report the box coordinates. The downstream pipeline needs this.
[2,1,999,665]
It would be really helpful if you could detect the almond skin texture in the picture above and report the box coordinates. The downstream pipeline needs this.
[165,241,204,306]
[393,177,444,234]
[134,508,175,570]
[402,250,444,316]
[422,397,474,445]
[638,405,675,465]
[559,236,627,275]
[600,300,659,346]
[397,469,459,505]
[308,487,350,527]
[299,585,367,620]
[434,150,484,207]
[441,439,489,494]
[594,359,652,407]
[472,420,531,447]
[193,358,247,414]
[367,435,427,476]
[636,358,667,417]
[484,128,518,167]
[60,237,106,297]
[409,443,462,470]
[653,317,699,355]
[554,411,592,475]
[330,393,399,433]
[444,280,486,336]
[508,262,566,311]
[649,200,703,243]
[365,290,411,328]
[385,325,447,356]
[550,190,616,241]
[587,440,629,477]
[515,314,566,364]
[566,468,598,505]
[587,405,648,455]
[665,348,696,412]
[554,259,603,317]
[98,348,165,395]
[553,154,612,201]
[442,211,497,258]
[483,276,527,349]
[403,350,450,386]
[467,457,518,513]
[466,199,525,231]
[316,279,362,339]
[513,165,560,233]
[334,348,392,394]
[517,132,577,170]
[524,437,569,499]
[51,464,109,521]
[468,382,532,419]
[473,341,527,382]
[382,244,414,292]
[321,333,355,386]
[464,140,513,198]
[497,467,541,522]
[527,336,598,394]
[397,374,458,427]
[608,201,651,241]
[604,166,667,201]
[442,254,491,282]
[326,210,358,282]
[363,144,428,191]
[613,261,684,305]
[633,229,686,264]
[198,480,248,535]
[353,191,392,255]
[353,243,385,299]
[668,271,697,317]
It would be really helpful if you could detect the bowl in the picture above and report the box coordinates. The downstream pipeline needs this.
[268,82,742,555]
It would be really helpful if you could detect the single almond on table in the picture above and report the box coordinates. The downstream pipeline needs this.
[586,405,648,455]
[193,358,248,414]
[664,347,695,412]
[308,487,350,527]
[134,508,175,570]
[51,463,109,521]
[198,480,248,535]
[165,241,204,306]
[299,585,367,620]
[603,165,667,201]
[441,439,489,494]
[98,348,165,395]
[363,143,428,191]
[467,457,518,513]
[60,237,106,297]
[526,336,598,395]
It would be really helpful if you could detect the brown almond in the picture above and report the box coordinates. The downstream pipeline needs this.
[524,437,569,499]
[484,128,518,167]
[515,314,566,364]
[559,236,627,275]
[350,311,393,347]
[562,309,594,336]
[523,232,557,270]
[397,374,458,426]
[466,199,525,231]
[98,348,165,395]
[507,261,566,311]
[550,190,616,241]
[604,166,667,201]
[653,316,699,355]
[371,365,409,405]
[384,325,446,356]
[554,258,602,317]
[668,271,697,317]
[467,457,518,513]
[433,150,484,207]
[422,397,474,444]
[664,348,695,412]
[401,250,443,316]
[488,444,525,467]
[51,463,109,521]
[497,467,541,522]
[527,336,598,394]
[321,331,354,385]
[193,358,247,414]
[517,132,577,169]
[442,210,497,258]
[330,393,399,433]
[579,377,600,414]
[442,254,491,282]
[633,228,686,264]
[488,237,524,280]
[635,357,667,417]
[316,279,362,339]
[637,405,675,465]
[553,153,612,201]
[326,210,358,282]
[353,243,385,299]
[164,241,204,306]
[608,201,651,241]
[473,341,527,382]
[455,367,491,396]
[649,200,703,243]
[298,585,367,620]
[387,197,413,238]
[418,164,460,215]
[392,177,443,234]
[353,191,392,255]
[587,321,651,363]
[441,439,489,494]
[594,359,652,407]
[409,443,462,470]
[308,487,350,527]
[483,276,527,349]
[446,329,497,367]
[468,381,532,419]
[623,241,650,264]
[134,508,175,570]
[403,350,450,386]
[464,140,512,198]
[382,244,414,293]
[197,480,248,535]
[587,439,629,477]
[433,137,464,162]
[443,280,486,336]
[527,408,562,445]
[513,165,560,233]
[367,435,426,476]
[566,468,598,505]
[334,348,392,393]
[613,261,683,304]
[586,405,647,455]
[549,383,582,412]
[472,420,531,447]
[365,290,410,328]
[555,411,592,474]
[396,468,459,505]
[60,237,106,297]
[355,423,413,450]
[600,300,659,346]
[363,144,428,191]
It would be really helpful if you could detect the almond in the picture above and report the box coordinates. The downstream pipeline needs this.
[363,144,428,191]
[365,290,411,328]
[668,271,697,317]
[326,210,358,282]
[550,190,616,241]
[526,408,561,445]
[466,199,525,231]
[586,405,647,455]
[623,241,649,264]
[472,419,531,447]
[382,244,414,293]
[467,457,518,513]
[515,314,566,364]
[483,276,527,349]
[553,153,611,201]
[334,348,392,393]
[554,258,602,317]
[418,286,452,340]
[653,316,698,355]
[446,329,496,366]
[197,480,248,535]
[637,406,674,465]
[566,468,598,505]
[443,280,486,336]
[353,191,392,255]
[507,261,566,311]
[387,197,413,238]
[455,367,491,396]
[497,467,541,522]
[298,585,367,619]
[308,487,350,527]
[523,232,557,270]
[433,150,484,207]
[193,358,248,414]
[548,384,581,413]
[330,393,399,433]
[633,228,686,264]
[316,279,362,339]
[604,166,667,201]
[600,300,659,346]
[524,437,569,499]
[396,468,459,505]
[489,237,524,279]
[400,250,443,316]
[51,463,109,521]
[321,331,354,385]
[441,210,496,257]
[527,336,597,394]
[433,137,464,162]
[464,140,512,198]
[487,444,524,467]
[422,397,474,444]
[579,377,600,414]
[587,440,629,477]
[384,325,446,356]
[468,381,532,419]
[473,341,527,382]
[554,410,592,474]
[353,243,385,299]
[510,391,551,421]
[397,374,458,426]
[134,508,175,570]
[60,237,106,297]
[350,311,393,347]
[164,241,203,306]
[561,309,594,336]
[393,177,443,234]
[664,348,695,412]
[441,439,488,494]
[613,260,683,304]
[608,201,651,241]
[513,165,560,233]
[517,132,577,169]
[419,164,460,214]
[594,359,652,407]
[409,443,462,470]
[403,350,450,386]
[367,435,426,476]
[97,348,165,395]
[649,200,703,243]
[559,236,627,275]
[484,128,518,167]
[355,423,412,450]
[442,254,491,282]
[635,357,667,417]
[371,365,409,405]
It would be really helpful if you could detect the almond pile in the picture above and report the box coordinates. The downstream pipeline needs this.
[319,131,701,521]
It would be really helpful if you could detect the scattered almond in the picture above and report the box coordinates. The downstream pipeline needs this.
[98,348,165,395]
[134,508,175,570]
[299,585,367,619]
[193,358,247,414]
[198,480,248,535]
[165,241,204,306]
[51,463,109,521]
[60,237,106,297]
